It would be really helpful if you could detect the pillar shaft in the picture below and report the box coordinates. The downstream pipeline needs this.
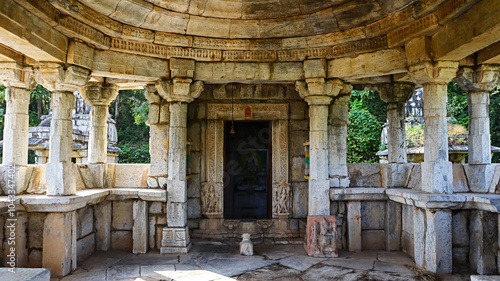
[387,101,407,163]
[421,83,453,194]
[468,90,491,164]
[46,91,77,196]
[328,95,350,187]
[88,105,108,164]
[145,88,170,188]
[2,87,30,165]
[308,100,331,216]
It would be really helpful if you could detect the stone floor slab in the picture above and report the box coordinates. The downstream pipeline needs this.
[300,264,355,281]
[235,264,302,281]
[278,255,327,271]
[141,264,176,276]
[107,265,140,281]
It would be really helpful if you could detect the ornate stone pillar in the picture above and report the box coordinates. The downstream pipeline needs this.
[0,62,36,194]
[80,82,118,164]
[410,61,459,194]
[37,64,90,195]
[456,65,499,164]
[328,93,351,188]
[156,59,204,254]
[296,59,347,257]
[379,82,415,163]
[145,84,170,188]
[409,61,458,274]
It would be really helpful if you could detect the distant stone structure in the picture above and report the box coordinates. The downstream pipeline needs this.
[27,93,121,164]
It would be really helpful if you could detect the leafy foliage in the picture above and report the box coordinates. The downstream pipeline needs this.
[110,89,151,163]
[349,90,387,123]
[447,80,469,127]
[347,98,383,163]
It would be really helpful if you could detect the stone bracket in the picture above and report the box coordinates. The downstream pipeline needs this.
[455,65,500,92]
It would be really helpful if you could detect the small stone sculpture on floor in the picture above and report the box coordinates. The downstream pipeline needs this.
[240,233,254,256]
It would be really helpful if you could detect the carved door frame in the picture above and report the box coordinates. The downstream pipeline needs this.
[202,103,290,219]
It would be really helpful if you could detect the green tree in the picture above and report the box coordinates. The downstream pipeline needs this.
[347,98,383,163]
[110,89,151,163]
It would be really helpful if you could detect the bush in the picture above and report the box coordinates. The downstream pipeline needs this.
[117,143,150,163]
[347,99,382,163]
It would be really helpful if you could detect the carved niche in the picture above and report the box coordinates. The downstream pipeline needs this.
[202,103,290,218]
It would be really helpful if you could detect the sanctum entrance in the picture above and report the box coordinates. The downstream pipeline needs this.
[223,121,272,219]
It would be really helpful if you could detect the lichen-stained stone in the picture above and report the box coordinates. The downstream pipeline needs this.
[361,229,385,250]
[42,211,77,277]
[347,201,362,252]
[77,233,95,262]
[133,200,148,254]
[333,0,384,30]
[77,206,94,239]
[111,231,133,251]
[347,163,381,187]
[94,201,112,251]
[453,164,469,192]
[293,182,308,219]
[114,164,149,188]
[112,201,134,231]
[361,201,385,229]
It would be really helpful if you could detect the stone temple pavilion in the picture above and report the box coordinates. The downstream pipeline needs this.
[0,0,500,278]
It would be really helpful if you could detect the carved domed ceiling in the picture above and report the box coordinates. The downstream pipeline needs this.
[51,0,449,39]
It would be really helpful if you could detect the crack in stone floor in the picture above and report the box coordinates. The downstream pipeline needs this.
[53,243,471,281]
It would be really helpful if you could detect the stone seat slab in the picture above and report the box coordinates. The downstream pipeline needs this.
[0,268,50,280]
[0,188,167,213]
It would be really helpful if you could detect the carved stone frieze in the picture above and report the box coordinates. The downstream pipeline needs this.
[166,47,222,61]
[122,25,155,42]
[207,103,288,120]
[387,14,439,47]
[223,51,277,62]
[57,16,111,49]
[193,38,250,50]
[110,38,167,58]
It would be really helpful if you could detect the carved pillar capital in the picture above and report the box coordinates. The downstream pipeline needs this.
[35,63,91,92]
[155,78,204,103]
[409,61,459,85]
[378,82,416,104]
[295,78,351,105]
[0,62,36,89]
[80,82,119,106]
[455,64,500,93]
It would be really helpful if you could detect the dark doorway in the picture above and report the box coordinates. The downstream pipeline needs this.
[224,121,272,219]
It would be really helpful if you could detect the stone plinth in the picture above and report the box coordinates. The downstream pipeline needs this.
[305,215,338,258]
[160,227,191,254]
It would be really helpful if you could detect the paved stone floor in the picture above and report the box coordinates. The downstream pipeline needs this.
[54,241,471,281]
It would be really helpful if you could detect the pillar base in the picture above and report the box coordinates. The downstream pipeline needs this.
[421,161,452,194]
[329,176,350,188]
[147,176,168,188]
[46,162,76,196]
[305,215,338,258]
[0,165,31,194]
[160,226,191,254]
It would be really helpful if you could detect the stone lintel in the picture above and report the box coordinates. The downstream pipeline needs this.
[303,59,327,79]
[455,65,500,93]
[81,82,119,106]
[409,61,459,85]
[35,63,91,92]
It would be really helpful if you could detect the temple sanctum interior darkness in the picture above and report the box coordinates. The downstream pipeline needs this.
[0,0,500,280]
